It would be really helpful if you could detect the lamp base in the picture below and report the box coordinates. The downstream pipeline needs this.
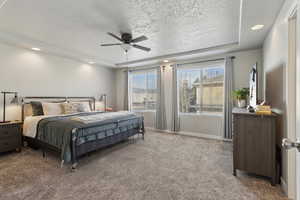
[0,120,11,124]
[247,105,255,113]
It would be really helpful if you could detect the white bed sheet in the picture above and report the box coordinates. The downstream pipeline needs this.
[23,115,52,138]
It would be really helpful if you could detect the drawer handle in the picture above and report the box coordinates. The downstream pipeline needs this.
[3,131,9,135]
[4,142,9,145]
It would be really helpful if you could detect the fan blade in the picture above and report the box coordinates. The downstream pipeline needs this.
[132,44,151,52]
[101,43,122,46]
[107,32,123,42]
[131,35,148,43]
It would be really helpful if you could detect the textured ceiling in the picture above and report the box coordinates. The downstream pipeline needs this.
[0,0,240,66]
[123,0,240,53]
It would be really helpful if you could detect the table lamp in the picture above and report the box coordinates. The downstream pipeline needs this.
[1,91,20,123]
[99,94,107,112]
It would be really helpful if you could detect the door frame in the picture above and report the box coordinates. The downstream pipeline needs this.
[296,1,300,200]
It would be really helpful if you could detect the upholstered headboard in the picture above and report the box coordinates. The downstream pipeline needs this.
[21,96,96,121]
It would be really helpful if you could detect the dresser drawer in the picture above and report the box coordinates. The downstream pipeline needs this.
[0,137,21,152]
[0,127,20,139]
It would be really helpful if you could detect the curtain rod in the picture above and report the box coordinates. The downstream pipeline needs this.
[176,56,235,66]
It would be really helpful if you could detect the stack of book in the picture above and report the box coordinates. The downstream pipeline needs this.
[255,105,272,115]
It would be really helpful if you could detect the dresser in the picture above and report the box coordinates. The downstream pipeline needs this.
[232,108,277,185]
[0,121,22,153]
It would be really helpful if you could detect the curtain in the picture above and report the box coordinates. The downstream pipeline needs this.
[124,70,130,111]
[155,66,167,130]
[223,57,234,139]
[171,64,180,132]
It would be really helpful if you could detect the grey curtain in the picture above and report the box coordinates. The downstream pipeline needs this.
[223,57,234,139]
[124,70,129,111]
[171,64,180,132]
[155,67,167,130]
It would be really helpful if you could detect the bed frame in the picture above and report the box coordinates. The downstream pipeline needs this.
[21,96,144,171]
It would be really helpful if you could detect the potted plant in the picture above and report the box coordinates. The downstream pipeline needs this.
[233,88,249,108]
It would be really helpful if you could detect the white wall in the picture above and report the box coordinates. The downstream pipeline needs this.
[0,43,116,121]
[232,49,264,100]
[263,0,298,198]
[116,48,263,138]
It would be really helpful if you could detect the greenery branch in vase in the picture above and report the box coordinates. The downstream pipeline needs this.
[233,88,249,108]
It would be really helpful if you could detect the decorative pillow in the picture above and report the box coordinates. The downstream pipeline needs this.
[42,102,64,115]
[62,102,92,114]
[62,102,80,114]
[30,101,44,116]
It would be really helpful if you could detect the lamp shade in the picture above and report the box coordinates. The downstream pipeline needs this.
[10,95,20,104]
[99,94,107,101]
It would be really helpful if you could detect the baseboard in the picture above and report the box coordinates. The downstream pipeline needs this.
[280,177,288,196]
[146,127,226,141]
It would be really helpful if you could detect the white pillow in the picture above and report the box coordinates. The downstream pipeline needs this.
[42,102,64,115]
[78,102,91,112]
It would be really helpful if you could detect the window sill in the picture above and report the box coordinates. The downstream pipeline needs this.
[132,110,156,113]
[179,112,223,117]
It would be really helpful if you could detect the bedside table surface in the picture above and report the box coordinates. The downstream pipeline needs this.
[0,121,23,126]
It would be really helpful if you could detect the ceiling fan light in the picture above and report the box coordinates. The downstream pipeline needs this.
[121,44,131,52]
[251,24,264,31]
[31,47,41,51]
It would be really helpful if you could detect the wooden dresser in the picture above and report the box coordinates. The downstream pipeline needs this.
[0,121,22,153]
[232,108,277,185]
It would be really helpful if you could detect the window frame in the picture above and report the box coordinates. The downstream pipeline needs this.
[177,61,225,116]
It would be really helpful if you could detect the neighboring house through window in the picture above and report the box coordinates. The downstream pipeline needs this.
[177,62,224,114]
[129,69,157,111]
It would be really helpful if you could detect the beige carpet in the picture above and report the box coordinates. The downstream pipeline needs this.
[0,131,288,200]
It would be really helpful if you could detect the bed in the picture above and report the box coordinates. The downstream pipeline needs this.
[22,96,144,171]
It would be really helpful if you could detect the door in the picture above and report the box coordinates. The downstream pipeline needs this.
[282,6,299,200]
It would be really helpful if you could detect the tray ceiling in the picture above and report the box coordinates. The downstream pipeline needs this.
[0,0,284,67]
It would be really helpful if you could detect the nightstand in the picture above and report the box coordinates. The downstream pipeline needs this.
[0,121,22,153]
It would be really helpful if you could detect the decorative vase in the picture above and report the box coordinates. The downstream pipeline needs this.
[237,99,246,108]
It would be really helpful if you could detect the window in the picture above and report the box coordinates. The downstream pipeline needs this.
[129,70,157,111]
[178,64,224,114]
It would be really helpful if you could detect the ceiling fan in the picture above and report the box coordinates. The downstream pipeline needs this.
[101,32,151,52]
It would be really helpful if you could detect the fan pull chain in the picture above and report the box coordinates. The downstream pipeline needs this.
[125,50,128,61]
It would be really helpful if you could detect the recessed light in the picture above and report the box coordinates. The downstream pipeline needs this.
[88,61,95,64]
[251,24,264,31]
[163,60,169,63]
[31,47,41,51]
